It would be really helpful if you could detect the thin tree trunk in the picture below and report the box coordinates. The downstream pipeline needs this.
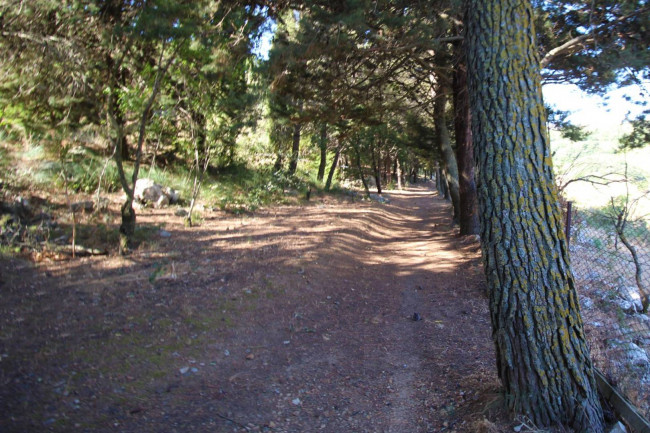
[434,89,461,223]
[187,113,208,228]
[325,143,341,191]
[115,39,179,252]
[317,124,328,182]
[370,140,382,194]
[614,208,649,313]
[355,146,371,197]
[395,157,402,190]
[440,169,451,201]
[466,1,604,431]
[288,122,301,176]
[453,55,480,235]
[273,153,284,173]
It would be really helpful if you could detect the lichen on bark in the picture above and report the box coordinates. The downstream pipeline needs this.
[465,1,605,431]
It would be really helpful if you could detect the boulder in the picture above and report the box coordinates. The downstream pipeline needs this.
[616,286,644,313]
[134,178,179,208]
[164,187,180,204]
[625,342,649,367]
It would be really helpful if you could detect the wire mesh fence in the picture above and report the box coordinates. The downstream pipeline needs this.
[566,201,650,420]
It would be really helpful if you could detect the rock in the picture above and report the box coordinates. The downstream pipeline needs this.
[134,178,179,208]
[412,312,422,321]
[615,298,639,314]
[159,230,172,238]
[618,286,644,312]
[174,209,188,217]
[625,342,649,367]
[580,296,595,310]
[134,178,162,203]
[179,366,189,375]
[292,398,301,405]
[155,194,169,209]
[164,187,180,204]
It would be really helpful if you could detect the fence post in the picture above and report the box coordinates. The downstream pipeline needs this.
[565,201,573,248]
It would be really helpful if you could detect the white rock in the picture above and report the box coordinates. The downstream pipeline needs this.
[134,178,179,208]
[580,296,595,310]
[615,298,637,314]
[619,286,644,312]
[134,178,162,203]
[164,187,180,204]
[625,342,649,367]
[292,398,301,405]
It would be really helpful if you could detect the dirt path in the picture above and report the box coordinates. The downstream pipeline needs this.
[1,185,501,432]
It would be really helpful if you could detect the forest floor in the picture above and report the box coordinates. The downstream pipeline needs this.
[1,184,554,432]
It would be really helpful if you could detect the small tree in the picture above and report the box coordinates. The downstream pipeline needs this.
[600,165,650,313]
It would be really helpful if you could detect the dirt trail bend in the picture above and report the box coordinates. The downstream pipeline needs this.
[1,185,497,433]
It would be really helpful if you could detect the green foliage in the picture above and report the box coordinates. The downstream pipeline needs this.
[619,114,650,150]
[197,164,309,214]
[537,0,650,92]
[546,106,590,142]
[59,148,121,193]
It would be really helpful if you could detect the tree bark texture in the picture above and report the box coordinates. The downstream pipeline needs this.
[434,89,460,223]
[466,2,604,432]
[453,56,480,235]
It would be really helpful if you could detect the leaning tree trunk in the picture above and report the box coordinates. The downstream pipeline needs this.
[354,146,371,197]
[325,142,341,191]
[466,1,605,432]
[434,89,461,223]
[453,55,479,235]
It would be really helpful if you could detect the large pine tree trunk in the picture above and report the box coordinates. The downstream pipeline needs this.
[434,89,460,223]
[453,56,479,235]
[466,1,604,431]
